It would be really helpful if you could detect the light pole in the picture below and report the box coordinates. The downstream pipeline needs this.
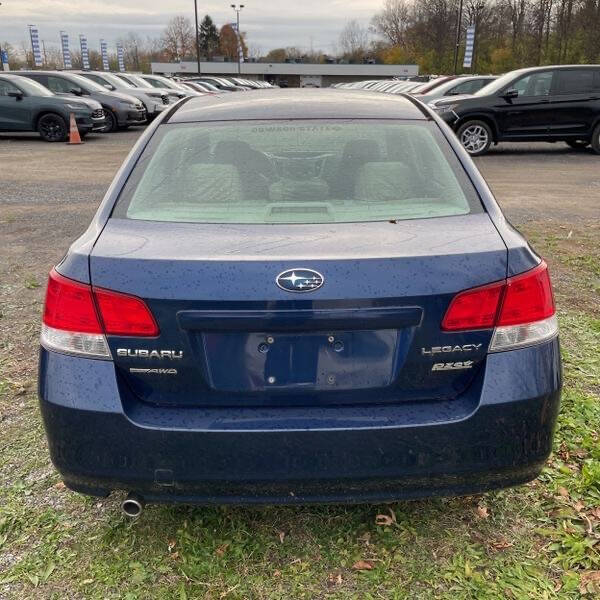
[194,0,201,75]
[230,4,244,75]
[452,0,464,75]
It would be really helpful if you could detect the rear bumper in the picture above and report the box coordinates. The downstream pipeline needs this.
[38,339,561,504]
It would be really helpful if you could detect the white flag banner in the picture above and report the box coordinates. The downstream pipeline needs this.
[1,49,9,71]
[100,39,109,70]
[60,31,72,69]
[117,44,125,72]
[29,25,43,67]
[80,35,90,69]
[463,25,475,68]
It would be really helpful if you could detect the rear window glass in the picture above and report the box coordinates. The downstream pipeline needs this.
[113,120,482,224]
[555,69,600,94]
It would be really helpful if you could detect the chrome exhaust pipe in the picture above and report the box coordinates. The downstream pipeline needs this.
[121,493,145,518]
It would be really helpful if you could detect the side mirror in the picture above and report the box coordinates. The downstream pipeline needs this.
[7,91,24,100]
[502,88,519,100]
[70,88,83,96]
[103,84,115,91]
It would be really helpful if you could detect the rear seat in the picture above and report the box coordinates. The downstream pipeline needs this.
[184,163,243,203]
[354,162,414,202]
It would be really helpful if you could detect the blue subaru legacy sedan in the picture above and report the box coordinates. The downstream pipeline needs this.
[38,89,561,515]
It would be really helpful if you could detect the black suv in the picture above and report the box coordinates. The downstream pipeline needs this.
[434,65,600,155]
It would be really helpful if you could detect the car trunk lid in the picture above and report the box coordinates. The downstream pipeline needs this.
[89,214,507,407]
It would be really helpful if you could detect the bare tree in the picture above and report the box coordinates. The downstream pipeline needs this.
[118,32,145,71]
[247,44,263,60]
[339,20,370,59]
[371,0,410,46]
[161,16,195,61]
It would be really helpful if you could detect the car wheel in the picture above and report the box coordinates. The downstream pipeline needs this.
[457,120,493,156]
[566,140,590,150]
[101,110,118,133]
[37,113,68,142]
[591,124,600,155]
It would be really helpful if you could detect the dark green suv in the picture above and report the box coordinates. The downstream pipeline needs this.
[0,73,105,141]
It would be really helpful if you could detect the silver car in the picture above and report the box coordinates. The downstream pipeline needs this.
[115,73,201,100]
[137,74,204,97]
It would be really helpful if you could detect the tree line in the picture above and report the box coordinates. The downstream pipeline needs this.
[366,0,600,73]
[3,1,599,74]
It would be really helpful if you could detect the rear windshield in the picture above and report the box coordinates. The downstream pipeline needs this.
[113,120,482,224]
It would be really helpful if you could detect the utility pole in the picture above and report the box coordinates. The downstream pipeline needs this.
[194,0,201,75]
[0,3,6,72]
[230,4,244,75]
[452,0,464,75]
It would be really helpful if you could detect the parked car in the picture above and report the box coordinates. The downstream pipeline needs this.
[140,74,206,96]
[187,76,247,91]
[230,77,261,88]
[115,73,200,99]
[0,73,104,141]
[179,80,220,94]
[39,89,561,514]
[415,75,497,104]
[434,65,600,155]
[13,70,146,132]
[386,82,425,94]
[75,71,170,121]
[409,76,456,95]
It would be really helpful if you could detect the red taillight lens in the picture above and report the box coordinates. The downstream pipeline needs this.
[42,269,158,337]
[441,281,504,331]
[43,269,103,333]
[94,288,159,336]
[496,262,555,326]
[442,261,555,332]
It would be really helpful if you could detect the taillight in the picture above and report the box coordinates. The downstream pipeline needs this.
[43,270,103,334]
[441,281,504,331]
[94,288,159,336]
[41,269,158,359]
[442,261,558,352]
[496,262,555,326]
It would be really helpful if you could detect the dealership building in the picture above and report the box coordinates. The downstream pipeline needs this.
[150,61,419,87]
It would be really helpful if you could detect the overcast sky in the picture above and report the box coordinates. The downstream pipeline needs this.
[1,0,382,55]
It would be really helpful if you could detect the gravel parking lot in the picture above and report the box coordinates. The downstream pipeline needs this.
[0,130,599,599]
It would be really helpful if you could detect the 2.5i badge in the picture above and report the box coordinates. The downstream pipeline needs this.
[431,361,474,371]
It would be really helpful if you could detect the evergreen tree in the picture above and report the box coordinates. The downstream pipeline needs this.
[199,15,220,59]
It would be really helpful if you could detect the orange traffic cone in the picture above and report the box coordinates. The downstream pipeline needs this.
[66,113,83,145]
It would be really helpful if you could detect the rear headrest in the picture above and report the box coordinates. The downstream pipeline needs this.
[213,140,253,163]
[341,139,381,162]
[186,163,242,203]
[355,162,413,202]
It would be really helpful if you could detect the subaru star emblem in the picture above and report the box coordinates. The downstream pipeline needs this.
[276,268,324,293]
